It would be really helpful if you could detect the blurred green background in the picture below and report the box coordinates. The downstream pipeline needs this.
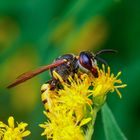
[0,0,140,139]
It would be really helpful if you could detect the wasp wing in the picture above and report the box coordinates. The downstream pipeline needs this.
[7,59,67,88]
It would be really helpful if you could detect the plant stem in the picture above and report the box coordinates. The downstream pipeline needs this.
[85,107,98,140]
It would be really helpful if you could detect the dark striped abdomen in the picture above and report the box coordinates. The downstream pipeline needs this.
[41,84,51,112]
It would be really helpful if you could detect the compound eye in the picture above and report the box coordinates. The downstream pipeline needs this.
[79,52,93,70]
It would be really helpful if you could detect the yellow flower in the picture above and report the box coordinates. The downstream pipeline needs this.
[93,65,127,98]
[40,110,91,140]
[57,73,94,121]
[40,73,93,140]
[0,116,31,140]
[39,65,127,140]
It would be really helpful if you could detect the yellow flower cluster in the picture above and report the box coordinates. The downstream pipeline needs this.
[0,116,30,140]
[40,72,93,140]
[92,65,127,98]
[40,65,127,140]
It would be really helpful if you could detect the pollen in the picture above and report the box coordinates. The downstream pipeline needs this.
[0,116,31,140]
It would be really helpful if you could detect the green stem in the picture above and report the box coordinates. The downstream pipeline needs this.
[85,107,98,140]
[85,95,106,140]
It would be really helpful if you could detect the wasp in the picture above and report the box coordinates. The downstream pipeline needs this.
[7,49,117,110]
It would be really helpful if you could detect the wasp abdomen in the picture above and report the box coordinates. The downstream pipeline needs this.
[41,84,50,111]
[41,83,58,112]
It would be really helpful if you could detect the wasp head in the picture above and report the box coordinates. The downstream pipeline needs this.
[78,51,98,77]
[78,49,117,78]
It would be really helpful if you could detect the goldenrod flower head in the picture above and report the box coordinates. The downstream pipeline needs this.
[40,110,90,140]
[40,65,126,140]
[57,74,94,120]
[0,116,31,140]
[93,65,127,98]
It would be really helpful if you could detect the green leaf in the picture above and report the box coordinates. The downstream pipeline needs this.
[102,104,127,140]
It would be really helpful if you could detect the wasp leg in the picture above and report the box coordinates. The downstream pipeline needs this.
[41,80,58,112]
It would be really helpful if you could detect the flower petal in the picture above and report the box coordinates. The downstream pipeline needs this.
[79,118,92,126]
[21,130,31,137]
[8,116,14,128]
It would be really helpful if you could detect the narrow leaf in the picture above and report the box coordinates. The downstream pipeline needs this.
[102,103,127,140]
